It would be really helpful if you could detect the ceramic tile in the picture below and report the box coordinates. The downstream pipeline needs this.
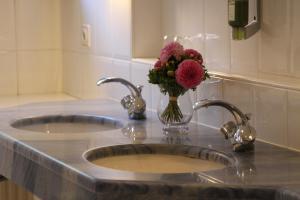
[287,90,300,150]
[223,80,255,127]
[81,56,115,99]
[161,0,204,52]
[161,0,177,39]
[80,55,98,99]
[16,0,61,50]
[132,0,162,58]
[18,50,62,94]
[131,62,151,108]
[99,59,131,100]
[151,85,161,112]
[255,85,288,146]
[204,0,230,73]
[0,0,15,50]
[196,78,223,128]
[61,0,81,51]
[62,52,83,98]
[231,33,259,77]
[110,0,132,60]
[92,56,114,99]
[79,0,96,53]
[259,0,291,75]
[291,0,300,77]
[0,52,17,95]
[94,0,113,57]
[176,0,204,52]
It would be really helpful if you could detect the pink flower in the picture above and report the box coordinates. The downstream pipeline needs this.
[184,49,203,64]
[175,60,204,89]
[154,60,162,70]
[160,42,184,64]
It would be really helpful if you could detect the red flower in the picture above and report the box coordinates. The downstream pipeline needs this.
[184,49,203,64]
[154,60,162,70]
[160,42,184,64]
[175,60,204,89]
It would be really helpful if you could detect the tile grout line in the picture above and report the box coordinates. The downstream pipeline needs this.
[13,0,19,96]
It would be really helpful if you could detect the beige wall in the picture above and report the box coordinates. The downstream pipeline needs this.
[0,0,62,95]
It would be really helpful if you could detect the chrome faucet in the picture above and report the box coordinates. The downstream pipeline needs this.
[193,100,256,152]
[96,77,146,120]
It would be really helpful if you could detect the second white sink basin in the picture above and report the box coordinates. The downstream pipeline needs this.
[11,115,124,134]
[84,144,233,174]
[90,154,226,173]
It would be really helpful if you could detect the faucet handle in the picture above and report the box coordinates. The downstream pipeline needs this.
[136,85,143,94]
[220,121,237,140]
[121,95,133,109]
[245,113,252,120]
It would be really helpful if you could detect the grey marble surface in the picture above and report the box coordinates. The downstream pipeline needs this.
[0,99,299,199]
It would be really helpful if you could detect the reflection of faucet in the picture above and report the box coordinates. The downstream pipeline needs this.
[122,123,147,144]
[97,77,146,120]
[193,100,256,152]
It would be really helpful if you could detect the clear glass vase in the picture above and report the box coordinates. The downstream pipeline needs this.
[157,92,193,134]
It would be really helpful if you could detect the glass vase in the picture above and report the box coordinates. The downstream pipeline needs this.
[157,91,193,134]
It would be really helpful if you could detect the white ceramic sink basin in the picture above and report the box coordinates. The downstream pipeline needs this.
[84,144,232,174]
[90,154,225,173]
[11,115,124,134]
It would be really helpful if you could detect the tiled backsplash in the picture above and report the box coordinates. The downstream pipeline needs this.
[60,0,300,150]
[0,0,62,95]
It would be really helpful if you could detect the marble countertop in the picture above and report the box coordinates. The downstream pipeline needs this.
[0,99,299,200]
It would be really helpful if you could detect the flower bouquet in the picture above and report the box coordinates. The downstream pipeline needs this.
[148,42,209,128]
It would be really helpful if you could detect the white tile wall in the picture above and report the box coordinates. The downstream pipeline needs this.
[15,0,61,50]
[60,0,300,150]
[132,0,162,58]
[291,0,300,77]
[255,86,288,146]
[93,57,114,99]
[259,0,291,75]
[151,85,161,113]
[197,79,224,128]
[0,0,62,96]
[79,0,96,54]
[131,62,151,105]
[0,0,15,50]
[109,60,131,99]
[61,0,81,51]
[223,80,255,125]
[111,0,132,60]
[288,91,300,150]
[0,52,17,95]
[204,0,230,73]
[231,34,259,77]
[63,51,84,98]
[82,55,101,99]
[18,51,62,94]
[162,0,205,52]
[94,0,113,57]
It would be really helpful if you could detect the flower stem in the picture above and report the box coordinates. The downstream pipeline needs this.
[161,98,183,123]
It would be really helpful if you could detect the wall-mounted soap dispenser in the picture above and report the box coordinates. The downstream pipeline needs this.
[228,0,261,40]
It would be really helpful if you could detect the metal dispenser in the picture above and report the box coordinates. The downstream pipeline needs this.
[228,0,261,40]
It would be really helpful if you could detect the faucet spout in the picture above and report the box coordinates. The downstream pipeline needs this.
[97,77,146,120]
[193,99,256,152]
[193,100,249,125]
[97,77,141,97]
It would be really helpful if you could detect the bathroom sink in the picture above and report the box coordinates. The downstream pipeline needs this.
[11,115,124,134]
[84,144,233,174]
